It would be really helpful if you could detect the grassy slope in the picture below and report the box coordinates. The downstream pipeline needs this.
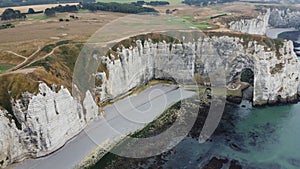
[27,14,49,20]
[0,52,25,65]
[0,42,83,110]
[0,65,13,74]
[180,15,216,30]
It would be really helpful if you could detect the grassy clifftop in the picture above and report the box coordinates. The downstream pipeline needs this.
[110,32,284,57]
[0,42,83,113]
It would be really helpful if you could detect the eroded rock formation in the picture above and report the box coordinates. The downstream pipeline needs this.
[228,9,271,35]
[0,83,98,167]
[96,35,299,106]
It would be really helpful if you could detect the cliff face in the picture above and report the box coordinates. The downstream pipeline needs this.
[253,40,299,105]
[269,8,300,29]
[228,9,270,35]
[96,35,299,106]
[228,8,300,35]
[96,40,196,101]
[0,83,98,167]
[0,34,299,168]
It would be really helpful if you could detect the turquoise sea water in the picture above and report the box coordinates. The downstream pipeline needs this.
[133,102,300,169]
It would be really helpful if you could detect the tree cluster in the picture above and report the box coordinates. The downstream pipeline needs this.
[0,0,95,8]
[44,5,78,17]
[59,18,70,22]
[44,8,55,17]
[26,8,43,14]
[53,5,78,13]
[0,23,15,29]
[132,1,170,6]
[183,0,236,6]
[1,8,26,20]
[81,2,158,14]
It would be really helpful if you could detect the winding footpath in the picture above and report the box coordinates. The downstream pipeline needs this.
[14,84,195,169]
[6,51,27,60]
[1,43,76,76]
[8,46,41,72]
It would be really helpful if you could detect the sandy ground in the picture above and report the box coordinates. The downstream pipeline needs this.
[14,84,195,169]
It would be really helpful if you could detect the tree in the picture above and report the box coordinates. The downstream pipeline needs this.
[166,9,171,14]
[20,13,26,20]
[28,8,35,14]
[1,8,15,20]
[44,8,55,17]
[136,1,145,6]
[1,8,26,20]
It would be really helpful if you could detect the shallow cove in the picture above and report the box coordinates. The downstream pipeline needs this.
[93,101,300,169]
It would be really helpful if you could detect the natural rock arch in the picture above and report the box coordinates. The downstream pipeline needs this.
[92,34,298,106]
[240,68,254,86]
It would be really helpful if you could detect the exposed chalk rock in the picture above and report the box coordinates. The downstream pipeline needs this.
[0,83,98,167]
[269,8,300,29]
[229,9,270,35]
[96,36,299,106]
[228,8,300,35]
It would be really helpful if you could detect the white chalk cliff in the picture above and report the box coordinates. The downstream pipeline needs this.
[228,7,300,35]
[228,9,271,35]
[96,35,299,105]
[0,84,98,167]
[0,34,299,168]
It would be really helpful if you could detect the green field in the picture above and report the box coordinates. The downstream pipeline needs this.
[0,65,13,74]
[27,14,49,20]
[96,0,182,4]
[181,15,194,20]
[191,22,212,29]
[77,9,90,13]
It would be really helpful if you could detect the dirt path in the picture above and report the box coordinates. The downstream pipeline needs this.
[28,42,83,66]
[29,45,61,64]
[8,46,41,72]
[2,42,83,75]
[1,68,37,76]
[5,51,27,59]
